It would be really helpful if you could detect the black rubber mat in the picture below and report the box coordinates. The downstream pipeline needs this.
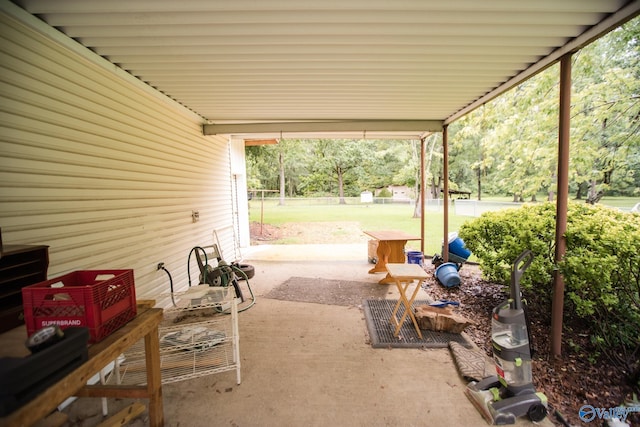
[363,299,473,349]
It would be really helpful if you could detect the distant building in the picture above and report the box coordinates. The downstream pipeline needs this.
[360,191,373,203]
[376,185,414,202]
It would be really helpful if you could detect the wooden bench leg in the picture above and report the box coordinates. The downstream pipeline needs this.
[145,326,164,427]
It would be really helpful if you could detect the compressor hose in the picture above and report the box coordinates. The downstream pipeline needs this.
[187,246,208,287]
[230,264,256,313]
[158,264,177,307]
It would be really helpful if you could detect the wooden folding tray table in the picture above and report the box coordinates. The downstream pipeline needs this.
[385,263,429,339]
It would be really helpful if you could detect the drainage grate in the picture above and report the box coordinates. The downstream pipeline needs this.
[363,299,472,349]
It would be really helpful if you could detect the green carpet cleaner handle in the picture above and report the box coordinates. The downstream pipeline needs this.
[510,250,534,311]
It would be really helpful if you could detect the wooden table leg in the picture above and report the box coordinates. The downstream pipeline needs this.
[390,280,409,335]
[405,280,424,339]
[387,240,408,263]
[391,278,424,339]
[372,240,409,284]
[144,325,164,427]
[368,240,391,274]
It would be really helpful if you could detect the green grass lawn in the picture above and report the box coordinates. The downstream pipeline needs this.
[598,196,640,209]
[248,196,639,255]
[478,194,639,209]
[249,200,476,255]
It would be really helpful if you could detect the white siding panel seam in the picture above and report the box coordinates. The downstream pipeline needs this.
[1,8,242,301]
[0,2,205,125]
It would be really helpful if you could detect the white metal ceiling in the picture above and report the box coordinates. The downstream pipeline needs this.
[9,0,640,138]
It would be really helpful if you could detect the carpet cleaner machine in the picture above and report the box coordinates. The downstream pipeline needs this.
[465,250,548,424]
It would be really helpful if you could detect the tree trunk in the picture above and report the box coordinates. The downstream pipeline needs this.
[288,179,294,197]
[586,118,615,205]
[337,167,346,204]
[586,179,604,204]
[278,152,285,206]
[423,135,439,200]
[477,168,482,201]
[576,181,587,200]
[412,140,421,218]
[431,176,442,200]
[413,189,422,218]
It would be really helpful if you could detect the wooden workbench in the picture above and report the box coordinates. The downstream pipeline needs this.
[0,306,164,427]
[364,230,421,284]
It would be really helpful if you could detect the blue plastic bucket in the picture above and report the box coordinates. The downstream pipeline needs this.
[447,232,471,260]
[406,251,423,266]
[435,262,461,287]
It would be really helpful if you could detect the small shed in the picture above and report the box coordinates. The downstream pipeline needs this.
[360,191,373,203]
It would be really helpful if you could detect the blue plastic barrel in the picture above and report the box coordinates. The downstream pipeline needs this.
[435,262,461,287]
[406,251,423,266]
[447,232,471,260]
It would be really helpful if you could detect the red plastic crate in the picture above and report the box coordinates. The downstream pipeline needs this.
[22,270,137,343]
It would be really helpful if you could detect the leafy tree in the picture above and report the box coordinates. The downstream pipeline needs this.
[571,18,640,202]
[246,139,309,200]
[274,139,307,204]
[246,145,278,191]
[478,69,559,202]
[449,17,639,201]
[298,139,372,202]
[449,107,493,200]
[353,139,419,197]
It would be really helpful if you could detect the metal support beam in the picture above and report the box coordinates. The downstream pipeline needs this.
[551,54,572,357]
[420,136,426,255]
[203,120,443,136]
[442,125,449,263]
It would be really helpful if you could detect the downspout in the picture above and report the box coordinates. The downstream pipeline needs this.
[443,126,449,263]
[551,54,572,357]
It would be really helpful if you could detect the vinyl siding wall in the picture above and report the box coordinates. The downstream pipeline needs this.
[0,7,244,306]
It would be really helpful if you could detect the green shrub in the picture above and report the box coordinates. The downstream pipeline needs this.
[458,203,557,303]
[377,188,392,198]
[560,204,640,386]
[459,202,640,385]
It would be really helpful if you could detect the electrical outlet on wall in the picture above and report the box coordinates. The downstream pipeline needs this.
[192,210,200,222]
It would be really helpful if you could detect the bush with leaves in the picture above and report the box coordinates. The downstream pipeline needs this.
[458,203,557,304]
[459,202,640,387]
[560,204,640,387]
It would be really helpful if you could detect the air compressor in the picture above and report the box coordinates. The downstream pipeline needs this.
[190,245,244,302]
[183,244,255,312]
[465,250,548,424]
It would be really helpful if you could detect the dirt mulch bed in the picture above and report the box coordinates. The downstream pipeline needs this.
[425,265,639,426]
[250,221,369,245]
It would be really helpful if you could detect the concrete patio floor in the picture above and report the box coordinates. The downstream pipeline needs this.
[1,243,553,426]
[158,244,551,427]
